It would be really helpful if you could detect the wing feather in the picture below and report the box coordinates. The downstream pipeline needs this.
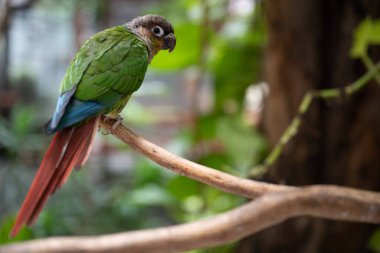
[45,26,149,134]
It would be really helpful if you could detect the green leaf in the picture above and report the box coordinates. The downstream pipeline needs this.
[351,18,380,58]
[368,19,380,43]
[351,19,371,58]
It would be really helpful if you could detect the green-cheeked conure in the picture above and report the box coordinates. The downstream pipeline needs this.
[11,14,176,237]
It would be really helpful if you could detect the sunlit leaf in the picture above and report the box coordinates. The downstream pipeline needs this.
[368,20,380,43]
[351,18,380,58]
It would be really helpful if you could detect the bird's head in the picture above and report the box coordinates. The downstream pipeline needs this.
[126,14,176,57]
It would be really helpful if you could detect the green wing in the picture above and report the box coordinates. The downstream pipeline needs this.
[46,26,149,134]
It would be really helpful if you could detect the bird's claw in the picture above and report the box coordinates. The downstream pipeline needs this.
[102,115,123,134]
[111,116,123,130]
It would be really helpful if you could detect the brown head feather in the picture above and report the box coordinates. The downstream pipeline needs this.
[127,14,174,34]
[126,14,176,61]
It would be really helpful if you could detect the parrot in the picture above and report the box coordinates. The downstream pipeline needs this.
[10,14,176,237]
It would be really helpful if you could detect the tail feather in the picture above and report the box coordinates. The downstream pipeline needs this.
[76,116,100,169]
[11,130,72,234]
[28,128,84,225]
[10,116,100,237]
[27,128,86,226]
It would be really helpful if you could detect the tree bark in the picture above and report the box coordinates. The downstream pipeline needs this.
[238,1,380,253]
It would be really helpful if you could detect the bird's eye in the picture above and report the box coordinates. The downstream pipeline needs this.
[151,26,164,37]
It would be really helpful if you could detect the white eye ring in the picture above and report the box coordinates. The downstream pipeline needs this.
[151,26,164,37]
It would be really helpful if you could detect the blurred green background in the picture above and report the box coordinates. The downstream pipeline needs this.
[0,0,267,252]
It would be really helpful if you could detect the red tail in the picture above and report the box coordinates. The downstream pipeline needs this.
[10,116,100,237]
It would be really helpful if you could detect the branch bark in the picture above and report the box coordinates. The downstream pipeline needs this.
[99,117,292,199]
[2,122,380,252]
[1,185,380,253]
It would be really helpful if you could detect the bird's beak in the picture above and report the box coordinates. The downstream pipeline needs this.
[163,33,176,52]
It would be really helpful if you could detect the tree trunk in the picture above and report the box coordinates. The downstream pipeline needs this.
[238,1,380,252]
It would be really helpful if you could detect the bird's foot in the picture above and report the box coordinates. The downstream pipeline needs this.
[102,115,123,134]
[111,115,123,130]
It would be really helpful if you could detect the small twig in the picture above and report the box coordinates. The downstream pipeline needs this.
[261,91,314,168]
[361,54,380,85]
[317,60,380,98]
[250,60,380,177]
[1,185,379,253]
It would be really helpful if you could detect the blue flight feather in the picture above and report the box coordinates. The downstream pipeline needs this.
[57,99,106,129]
[49,86,77,131]
[44,84,117,134]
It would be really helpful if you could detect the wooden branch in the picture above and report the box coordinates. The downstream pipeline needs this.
[2,185,380,253]
[99,117,292,199]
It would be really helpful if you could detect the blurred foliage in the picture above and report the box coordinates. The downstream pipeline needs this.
[0,106,40,156]
[0,0,267,252]
[0,106,44,242]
